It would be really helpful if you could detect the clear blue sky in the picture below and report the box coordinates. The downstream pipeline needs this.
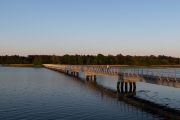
[0,0,180,57]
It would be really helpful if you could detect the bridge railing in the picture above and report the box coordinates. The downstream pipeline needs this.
[115,67,179,81]
[44,65,180,81]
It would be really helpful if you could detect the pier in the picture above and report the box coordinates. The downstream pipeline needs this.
[44,64,180,90]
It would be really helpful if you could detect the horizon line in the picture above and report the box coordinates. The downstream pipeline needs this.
[0,54,179,58]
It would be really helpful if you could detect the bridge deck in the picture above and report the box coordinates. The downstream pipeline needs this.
[44,64,180,88]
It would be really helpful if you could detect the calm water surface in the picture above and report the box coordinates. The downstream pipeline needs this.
[0,67,169,120]
[95,75,180,110]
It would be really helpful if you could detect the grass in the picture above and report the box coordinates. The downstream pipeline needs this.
[1,64,43,67]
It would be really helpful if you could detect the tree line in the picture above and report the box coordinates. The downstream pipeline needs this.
[0,54,179,66]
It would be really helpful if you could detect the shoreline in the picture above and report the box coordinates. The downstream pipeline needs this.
[0,64,43,67]
[1,64,180,68]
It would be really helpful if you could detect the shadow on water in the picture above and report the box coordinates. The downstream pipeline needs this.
[52,69,180,120]
[87,79,180,120]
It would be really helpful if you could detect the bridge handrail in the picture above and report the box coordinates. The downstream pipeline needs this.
[43,64,180,80]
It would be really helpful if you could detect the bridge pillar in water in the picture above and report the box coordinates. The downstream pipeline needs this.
[86,75,89,81]
[92,75,97,82]
[76,72,79,78]
[71,72,73,76]
[129,82,133,92]
[86,75,97,82]
[66,70,69,75]
[94,75,96,81]
[117,81,120,92]
[117,73,124,93]
[125,82,128,93]
[117,73,136,95]
[118,81,136,97]
[120,82,124,93]
[133,82,136,92]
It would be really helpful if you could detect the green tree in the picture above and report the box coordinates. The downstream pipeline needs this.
[33,56,42,65]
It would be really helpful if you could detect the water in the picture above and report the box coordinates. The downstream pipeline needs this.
[0,67,164,120]
[94,75,180,110]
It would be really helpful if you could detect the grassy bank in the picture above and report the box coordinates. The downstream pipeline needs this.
[150,65,180,68]
[0,64,43,67]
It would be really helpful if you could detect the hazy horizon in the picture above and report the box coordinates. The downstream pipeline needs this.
[0,53,179,59]
[0,0,180,57]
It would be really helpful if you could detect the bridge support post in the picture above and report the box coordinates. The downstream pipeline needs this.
[133,82,136,92]
[93,75,96,82]
[117,73,124,93]
[125,82,128,92]
[117,81,120,92]
[94,75,96,81]
[76,72,79,78]
[86,75,89,81]
[129,82,132,92]
[120,82,124,93]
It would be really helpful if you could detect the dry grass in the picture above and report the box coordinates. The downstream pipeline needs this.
[1,64,42,67]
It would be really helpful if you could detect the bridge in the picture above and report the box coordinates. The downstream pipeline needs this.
[43,64,180,92]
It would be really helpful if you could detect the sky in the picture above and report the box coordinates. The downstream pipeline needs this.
[0,0,180,57]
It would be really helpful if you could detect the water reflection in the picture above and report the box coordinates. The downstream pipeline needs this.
[84,78,180,120]
[93,73,180,109]
[0,67,180,120]
[0,67,178,120]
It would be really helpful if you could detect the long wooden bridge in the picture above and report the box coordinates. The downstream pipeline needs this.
[44,64,180,91]
[43,64,180,119]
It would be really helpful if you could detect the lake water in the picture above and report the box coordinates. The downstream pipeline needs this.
[94,75,180,110]
[0,67,178,120]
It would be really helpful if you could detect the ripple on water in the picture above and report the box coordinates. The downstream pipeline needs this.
[0,67,165,120]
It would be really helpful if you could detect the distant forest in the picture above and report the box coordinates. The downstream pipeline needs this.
[0,54,180,66]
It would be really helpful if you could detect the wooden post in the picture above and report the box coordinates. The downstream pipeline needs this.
[117,81,120,93]
[129,82,132,92]
[86,75,89,81]
[94,75,96,81]
[93,75,96,82]
[133,82,136,92]
[121,82,124,93]
[76,72,79,77]
[125,82,128,93]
